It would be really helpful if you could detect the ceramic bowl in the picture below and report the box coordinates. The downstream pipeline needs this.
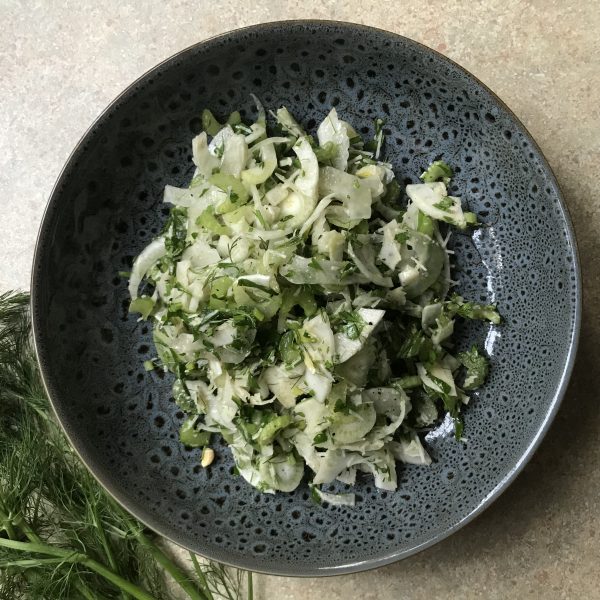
[32,21,580,576]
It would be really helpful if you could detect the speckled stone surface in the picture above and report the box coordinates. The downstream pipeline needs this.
[1,1,599,598]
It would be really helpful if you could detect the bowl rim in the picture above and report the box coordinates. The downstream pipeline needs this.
[31,19,582,577]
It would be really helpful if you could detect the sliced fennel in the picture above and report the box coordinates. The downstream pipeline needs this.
[128,104,500,505]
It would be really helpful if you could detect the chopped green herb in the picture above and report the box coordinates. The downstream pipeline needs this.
[458,345,490,390]
[335,310,366,340]
[395,231,410,244]
[308,257,324,271]
[432,196,455,212]
[313,431,328,445]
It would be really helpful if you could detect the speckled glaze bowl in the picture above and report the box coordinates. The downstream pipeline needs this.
[32,21,581,576]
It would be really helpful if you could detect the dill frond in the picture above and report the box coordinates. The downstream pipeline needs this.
[0,292,250,600]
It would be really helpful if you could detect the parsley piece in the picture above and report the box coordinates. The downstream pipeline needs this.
[334,310,366,341]
[395,231,410,244]
[339,262,358,279]
[334,399,352,415]
[313,431,328,445]
[399,325,439,362]
[458,346,490,390]
[162,206,188,258]
[433,196,455,212]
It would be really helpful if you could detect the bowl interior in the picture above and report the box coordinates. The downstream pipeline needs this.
[32,22,579,576]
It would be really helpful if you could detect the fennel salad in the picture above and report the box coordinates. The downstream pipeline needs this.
[128,101,500,506]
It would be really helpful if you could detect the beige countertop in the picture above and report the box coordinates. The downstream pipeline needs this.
[1,1,598,598]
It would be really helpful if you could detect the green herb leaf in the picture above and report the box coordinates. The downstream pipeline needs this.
[334,399,352,415]
[162,206,188,258]
[313,431,328,445]
[334,310,366,341]
[432,196,455,212]
[426,372,459,415]
[458,345,490,390]
[339,261,358,279]
[394,231,410,244]
[398,325,438,362]
[308,257,324,271]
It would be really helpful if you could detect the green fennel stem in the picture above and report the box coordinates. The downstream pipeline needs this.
[0,505,18,541]
[73,578,104,600]
[0,507,99,600]
[132,528,208,600]
[90,500,132,600]
[189,551,215,600]
[0,556,78,568]
[10,512,43,544]
[0,291,247,600]
[0,538,157,600]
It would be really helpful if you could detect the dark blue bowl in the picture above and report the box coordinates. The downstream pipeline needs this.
[31,21,581,576]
